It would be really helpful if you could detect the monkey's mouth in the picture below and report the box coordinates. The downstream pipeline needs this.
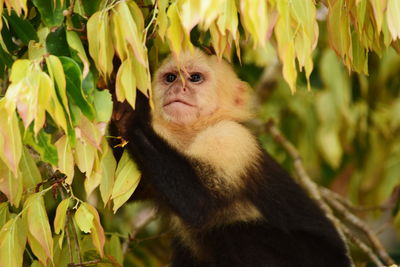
[164,99,194,107]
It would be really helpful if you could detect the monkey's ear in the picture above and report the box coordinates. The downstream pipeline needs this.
[234,81,250,107]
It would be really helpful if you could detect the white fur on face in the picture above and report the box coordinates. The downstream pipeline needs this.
[152,51,219,126]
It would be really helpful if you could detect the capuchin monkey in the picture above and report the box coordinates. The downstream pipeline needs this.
[110,49,351,267]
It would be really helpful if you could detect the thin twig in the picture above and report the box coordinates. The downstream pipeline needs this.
[321,187,387,212]
[322,191,395,265]
[265,120,346,235]
[122,207,157,254]
[265,119,397,267]
[68,259,101,267]
[341,227,384,266]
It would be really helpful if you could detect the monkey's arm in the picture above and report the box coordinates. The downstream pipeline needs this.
[110,93,223,227]
[126,126,224,227]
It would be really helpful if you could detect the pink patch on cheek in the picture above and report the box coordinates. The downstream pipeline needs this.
[235,97,244,105]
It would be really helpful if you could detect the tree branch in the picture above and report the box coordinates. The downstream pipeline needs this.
[265,119,396,266]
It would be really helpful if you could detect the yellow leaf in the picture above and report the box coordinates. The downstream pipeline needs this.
[178,0,202,33]
[55,135,74,184]
[45,55,72,128]
[85,203,105,257]
[369,0,387,33]
[116,58,137,107]
[0,217,27,267]
[111,11,128,61]
[53,198,70,247]
[54,199,70,235]
[24,194,54,265]
[99,141,116,206]
[240,0,268,47]
[0,159,23,208]
[46,55,67,104]
[76,115,102,149]
[386,0,400,40]
[9,59,30,83]
[132,55,151,97]
[74,138,97,178]
[200,0,226,29]
[327,0,352,70]
[87,11,114,80]
[9,0,27,16]
[275,1,297,93]
[115,1,146,66]
[75,203,94,233]
[291,0,317,38]
[111,150,141,213]
[66,30,90,78]
[35,72,52,134]
[0,102,23,176]
[84,157,101,197]
[156,0,169,41]
[127,1,145,32]
[216,0,238,38]
[166,3,184,55]
[28,27,49,61]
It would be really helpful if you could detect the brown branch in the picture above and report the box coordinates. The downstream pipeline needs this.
[321,187,387,212]
[322,190,395,265]
[265,119,396,266]
[341,227,384,266]
[122,207,158,254]
[68,259,101,267]
[265,120,346,233]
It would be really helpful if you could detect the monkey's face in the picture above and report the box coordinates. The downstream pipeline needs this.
[153,57,219,125]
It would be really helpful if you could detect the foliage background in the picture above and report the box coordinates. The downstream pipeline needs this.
[0,0,399,266]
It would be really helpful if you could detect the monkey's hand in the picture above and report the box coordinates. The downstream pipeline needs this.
[110,91,151,143]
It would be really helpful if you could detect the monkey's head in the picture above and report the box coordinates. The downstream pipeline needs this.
[152,49,252,128]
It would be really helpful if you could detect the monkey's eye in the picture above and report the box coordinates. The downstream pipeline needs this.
[165,73,177,83]
[189,73,203,83]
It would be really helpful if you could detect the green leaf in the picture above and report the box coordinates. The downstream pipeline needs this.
[24,127,59,166]
[59,57,95,120]
[0,217,27,267]
[105,235,123,265]
[4,11,38,46]
[46,26,70,57]
[32,0,66,27]
[0,45,13,67]
[0,203,9,229]
[20,146,42,190]
[82,0,103,16]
